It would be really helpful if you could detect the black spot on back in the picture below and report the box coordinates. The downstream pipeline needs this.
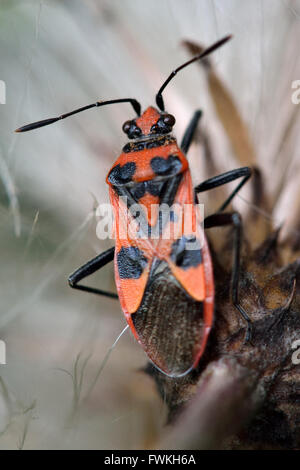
[150,155,182,176]
[170,210,177,222]
[131,182,146,200]
[117,246,148,279]
[108,162,136,185]
[131,180,165,201]
[170,236,202,270]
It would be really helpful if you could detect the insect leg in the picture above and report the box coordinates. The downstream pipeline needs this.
[204,212,252,341]
[195,167,252,212]
[68,247,118,299]
[180,110,202,154]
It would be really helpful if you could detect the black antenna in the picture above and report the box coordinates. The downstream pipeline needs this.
[15,98,141,132]
[156,34,232,111]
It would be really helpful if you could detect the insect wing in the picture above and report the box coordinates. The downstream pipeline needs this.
[110,187,153,319]
[131,171,214,377]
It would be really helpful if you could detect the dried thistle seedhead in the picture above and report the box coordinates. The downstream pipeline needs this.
[146,222,300,450]
[144,40,300,450]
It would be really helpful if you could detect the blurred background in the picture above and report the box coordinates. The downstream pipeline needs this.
[1,0,300,449]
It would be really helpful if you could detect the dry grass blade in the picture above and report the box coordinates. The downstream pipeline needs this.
[183,40,257,167]
[244,167,273,247]
[17,400,37,450]
[0,150,21,237]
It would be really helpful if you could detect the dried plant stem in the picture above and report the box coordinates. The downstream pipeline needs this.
[157,359,263,450]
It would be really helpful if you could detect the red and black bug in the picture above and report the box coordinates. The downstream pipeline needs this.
[16,35,252,377]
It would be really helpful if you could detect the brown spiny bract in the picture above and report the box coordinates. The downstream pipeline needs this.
[147,228,300,449]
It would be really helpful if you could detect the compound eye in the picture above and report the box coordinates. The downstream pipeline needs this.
[163,114,176,127]
[150,124,159,133]
[122,120,132,134]
[131,126,142,138]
